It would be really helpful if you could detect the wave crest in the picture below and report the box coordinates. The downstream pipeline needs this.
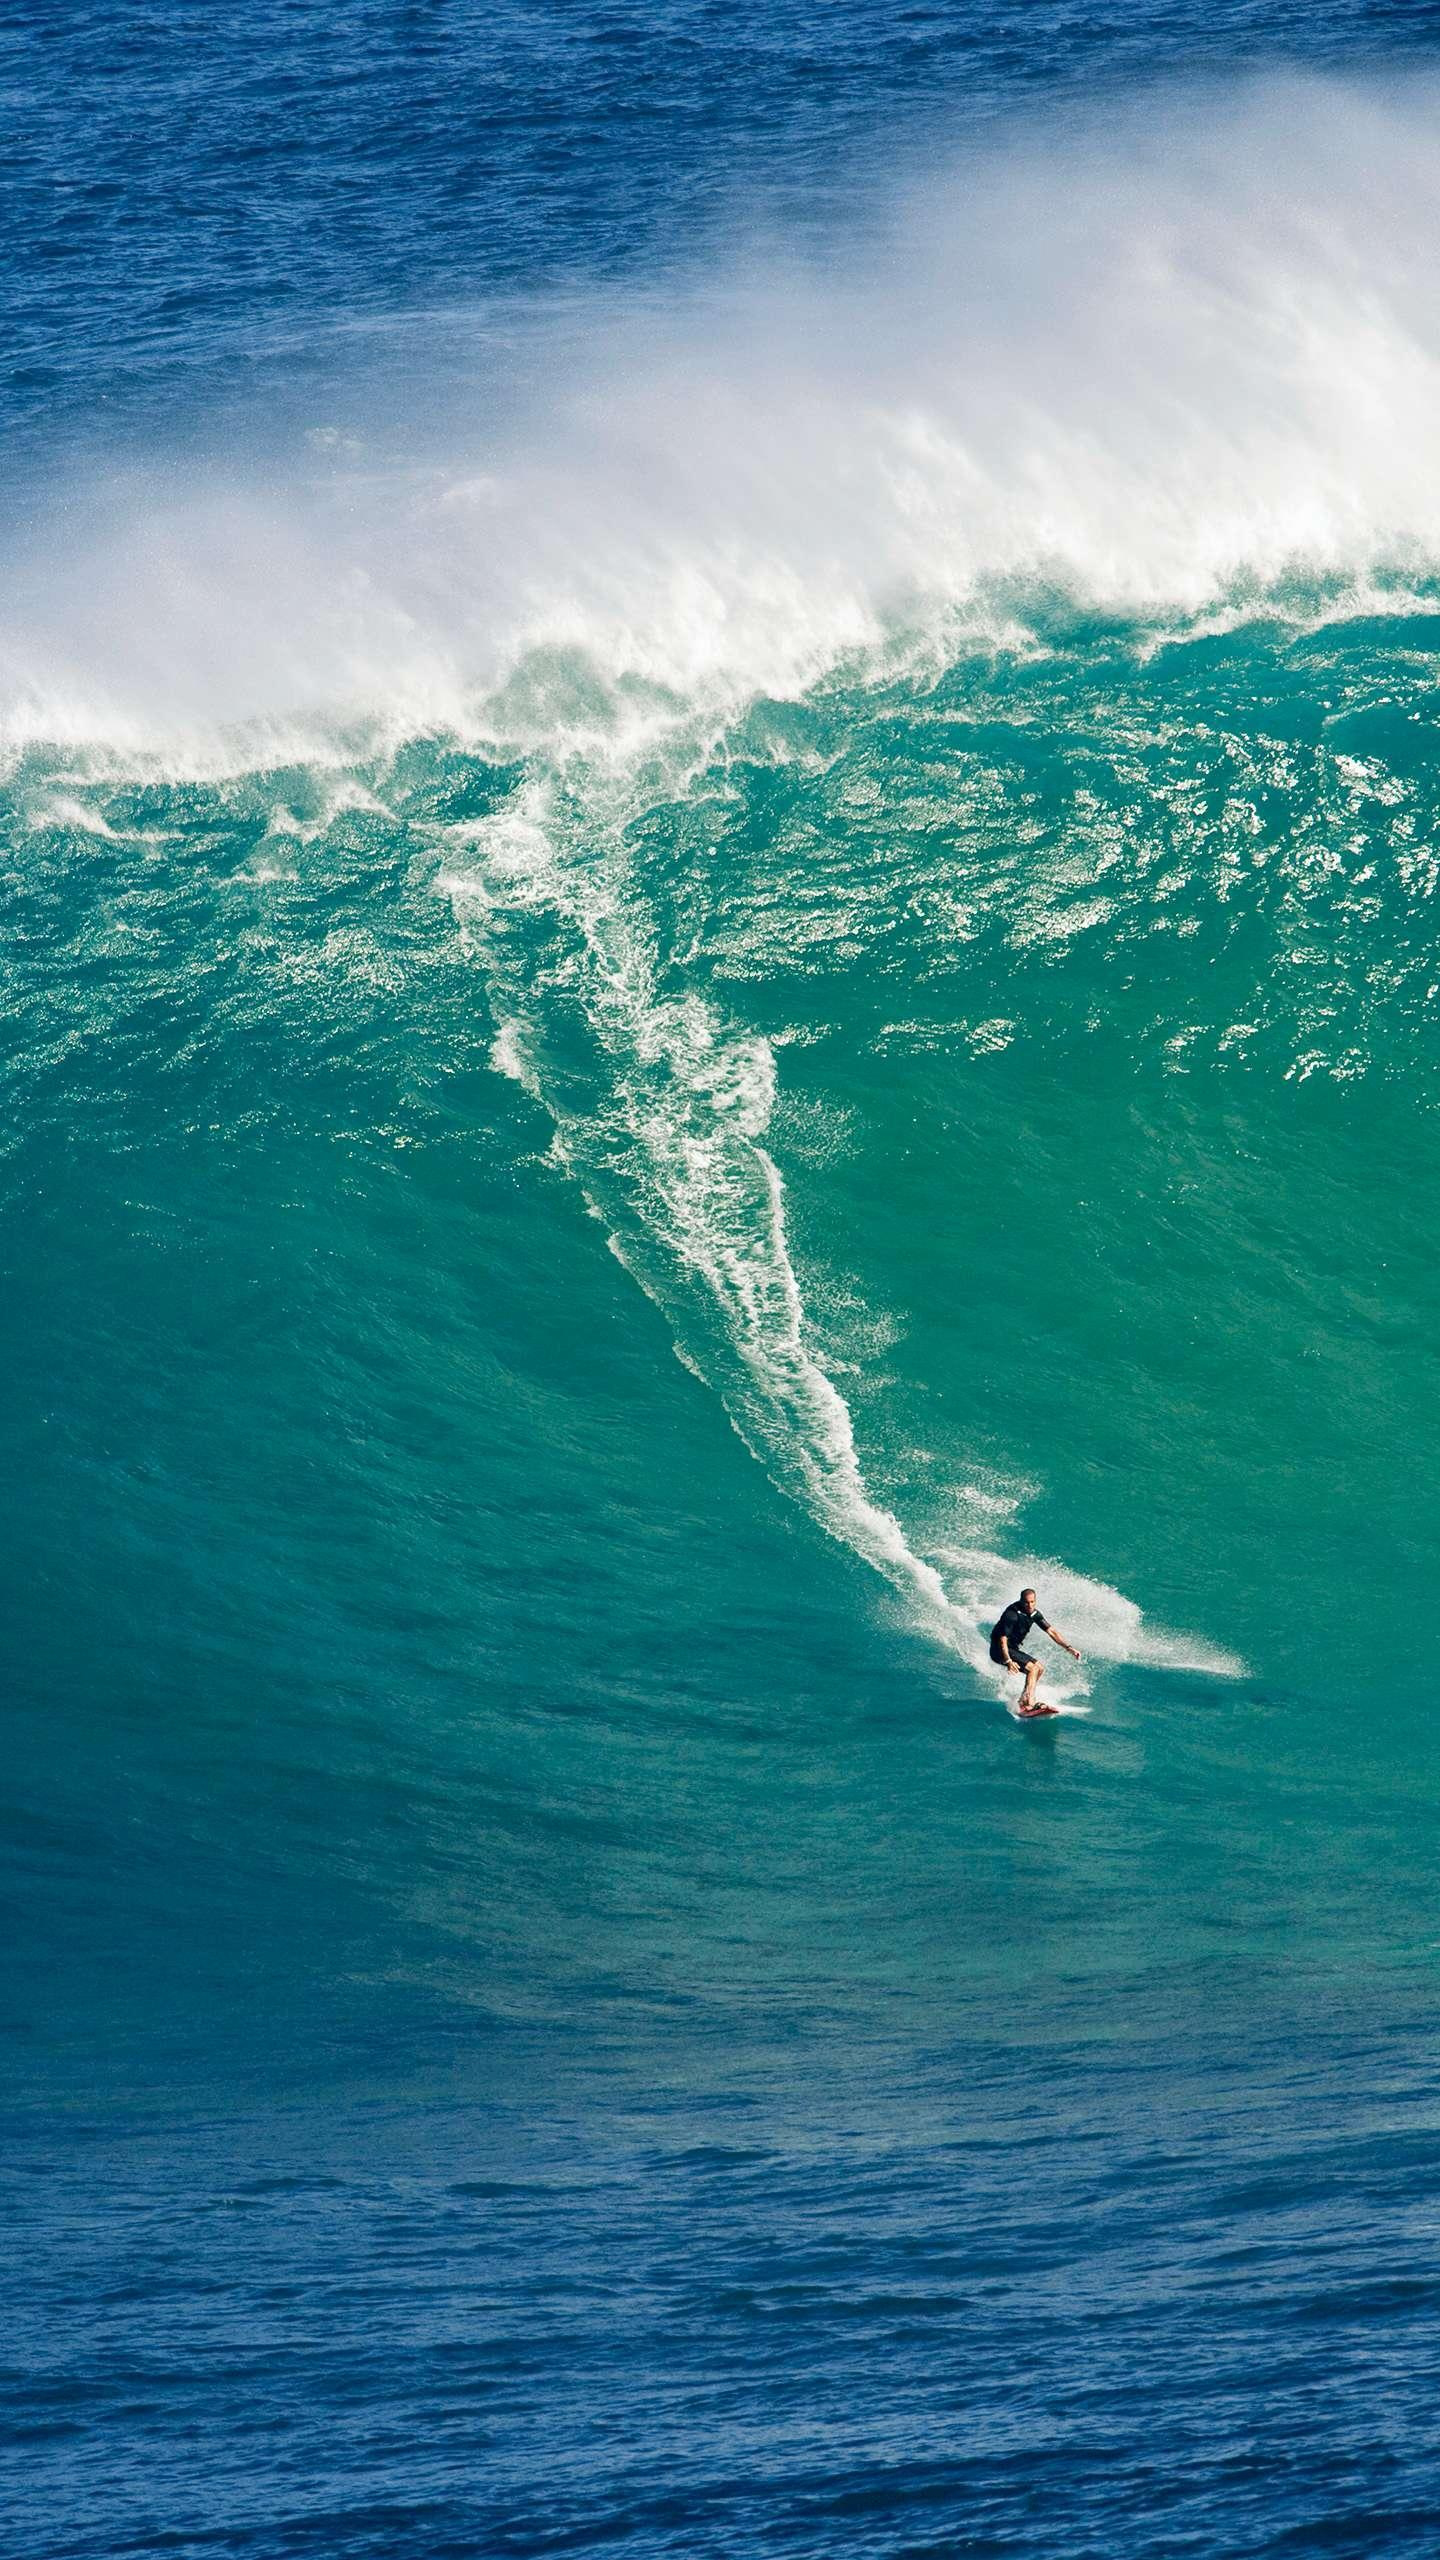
[6,72,1440,755]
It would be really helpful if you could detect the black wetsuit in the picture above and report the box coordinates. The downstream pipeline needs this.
[990,1599,1050,1669]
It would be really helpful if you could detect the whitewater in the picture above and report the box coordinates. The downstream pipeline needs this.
[9,74,1440,746]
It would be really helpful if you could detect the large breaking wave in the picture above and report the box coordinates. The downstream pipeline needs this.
[9,71,1438,1691]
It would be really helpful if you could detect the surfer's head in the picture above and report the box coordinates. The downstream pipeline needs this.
[1021,1587,1037,1608]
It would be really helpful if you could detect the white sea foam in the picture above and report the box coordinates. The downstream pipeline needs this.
[31,794,125,838]
[28,795,173,848]
[263,778,396,843]
[6,73,1440,758]
[935,1548,1248,1695]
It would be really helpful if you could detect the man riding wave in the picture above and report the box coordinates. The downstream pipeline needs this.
[990,1587,1082,1716]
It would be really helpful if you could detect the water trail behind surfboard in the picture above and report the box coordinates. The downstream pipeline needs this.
[437,752,1240,1692]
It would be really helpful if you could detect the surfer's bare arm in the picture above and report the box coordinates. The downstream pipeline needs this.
[1047,1623,1082,1660]
[998,1642,1015,1666]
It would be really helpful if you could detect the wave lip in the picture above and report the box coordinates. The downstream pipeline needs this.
[7,72,1440,754]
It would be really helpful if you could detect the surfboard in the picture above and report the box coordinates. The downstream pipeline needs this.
[1003,1691,1090,1719]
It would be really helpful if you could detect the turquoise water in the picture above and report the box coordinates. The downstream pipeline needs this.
[8,22,1440,2554]
[8,599,1439,2100]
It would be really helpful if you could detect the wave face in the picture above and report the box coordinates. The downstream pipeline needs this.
[10,14,1440,2559]
[7,587,1436,2002]
[11,77,1440,1700]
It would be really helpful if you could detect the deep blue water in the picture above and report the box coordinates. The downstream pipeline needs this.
[6,0,1437,462]
[15,2024,1440,2557]
[7,2,1440,2554]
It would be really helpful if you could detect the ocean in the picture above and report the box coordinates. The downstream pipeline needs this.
[6,3,1440,2553]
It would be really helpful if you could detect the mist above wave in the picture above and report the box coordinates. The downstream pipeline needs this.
[5,70,1440,756]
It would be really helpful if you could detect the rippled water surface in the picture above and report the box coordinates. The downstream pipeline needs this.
[6,2,1440,2553]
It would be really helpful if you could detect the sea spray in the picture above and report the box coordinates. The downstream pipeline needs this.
[9,75,1440,754]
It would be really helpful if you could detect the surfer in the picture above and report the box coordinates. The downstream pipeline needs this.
[990,1588,1082,1717]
